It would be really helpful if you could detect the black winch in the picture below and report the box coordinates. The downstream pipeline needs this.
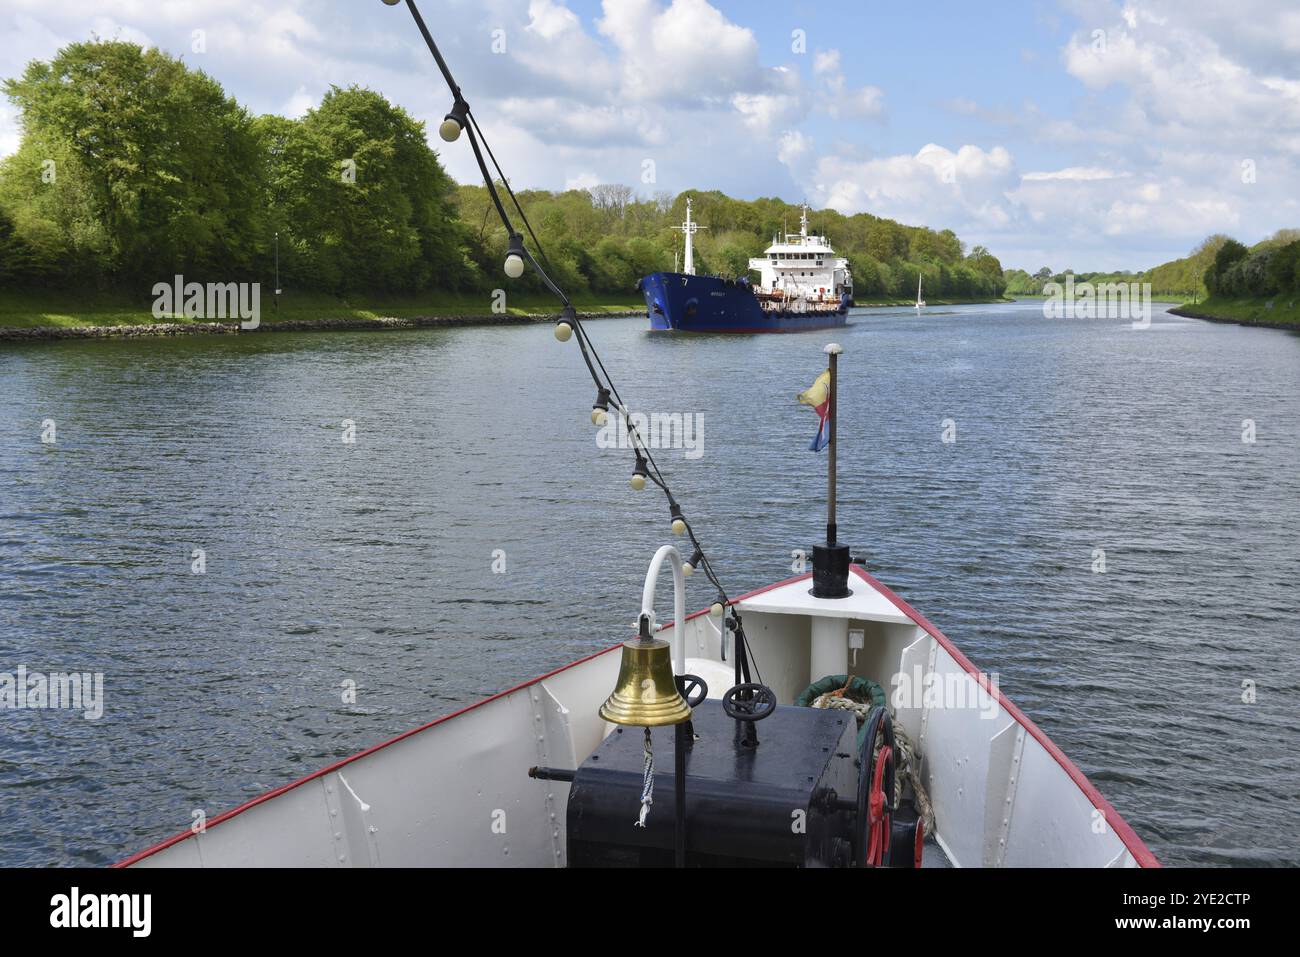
[563,699,860,867]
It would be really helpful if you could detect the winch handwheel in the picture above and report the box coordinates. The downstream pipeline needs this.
[854,705,897,867]
[675,674,708,708]
[721,683,777,721]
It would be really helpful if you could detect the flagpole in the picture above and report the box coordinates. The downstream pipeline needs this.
[812,342,851,599]
[826,343,840,543]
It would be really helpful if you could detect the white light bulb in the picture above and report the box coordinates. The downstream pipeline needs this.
[554,321,573,342]
[591,408,608,426]
[671,518,686,535]
[683,562,695,577]
[709,601,724,617]
[504,253,525,278]
[439,118,462,143]
[630,474,646,491]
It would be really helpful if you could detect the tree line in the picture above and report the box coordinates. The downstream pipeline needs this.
[1203,230,1300,299]
[1004,230,1300,302]
[0,41,470,294]
[0,40,1006,302]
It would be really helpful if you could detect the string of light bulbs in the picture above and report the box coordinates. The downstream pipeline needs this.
[385,0,755,649]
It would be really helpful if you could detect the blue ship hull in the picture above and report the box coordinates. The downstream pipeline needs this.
[638,272,850,333]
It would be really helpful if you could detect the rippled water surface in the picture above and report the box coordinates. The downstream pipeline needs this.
[1,301,1297,867]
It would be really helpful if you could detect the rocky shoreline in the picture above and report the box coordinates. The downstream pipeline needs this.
[1168,305,1299,331]
[0,310,641,342]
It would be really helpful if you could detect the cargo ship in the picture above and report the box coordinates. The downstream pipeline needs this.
[638,201,853,333]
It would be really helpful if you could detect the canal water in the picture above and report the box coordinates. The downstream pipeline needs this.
[1,300,1297,866]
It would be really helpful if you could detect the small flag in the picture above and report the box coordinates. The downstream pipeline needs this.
[797,369,831,452]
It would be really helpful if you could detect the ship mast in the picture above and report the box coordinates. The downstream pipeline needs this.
[673,198,706,276]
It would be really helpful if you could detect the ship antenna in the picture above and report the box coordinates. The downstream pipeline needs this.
[385,0,752,653]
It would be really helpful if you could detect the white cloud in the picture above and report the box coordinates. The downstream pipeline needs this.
[810,47,883,119]
[785,141,1020,236]
[0,101,20,156]
[1009,172,1239,241]
[596,0,764,104]
[281,85,316,119]
[495,97,664,147]
[812,49,840,76]
[1061,3,1300,146]
[515,0,618,94]
[1041,0,1300,266]
[564,170,601,191]
[1021,167,1125,181]
[777,130,811,167]
[525,0,581,41]
[731,92,797,132]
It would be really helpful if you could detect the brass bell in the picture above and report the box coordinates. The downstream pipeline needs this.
[599,619,692,727]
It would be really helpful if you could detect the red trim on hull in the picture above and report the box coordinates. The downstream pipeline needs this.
[119,567,1157,868]
[648,324,848,335]
[846,565,1160,868]
[115,642,626,868]
[119,574,814,868]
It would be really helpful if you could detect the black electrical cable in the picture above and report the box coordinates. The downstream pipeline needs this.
[467,110,557,279]
[395,0,737,609]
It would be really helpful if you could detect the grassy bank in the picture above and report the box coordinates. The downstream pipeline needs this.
[0,289,642,330]
[1170,296,1300,329]
[0,289,1018,332]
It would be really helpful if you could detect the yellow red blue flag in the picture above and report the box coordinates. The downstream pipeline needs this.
[797,370,831,452]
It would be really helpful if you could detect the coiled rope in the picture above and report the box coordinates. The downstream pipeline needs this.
[810,686,936,837]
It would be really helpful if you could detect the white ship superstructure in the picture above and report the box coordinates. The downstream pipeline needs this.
[748,205,853,305]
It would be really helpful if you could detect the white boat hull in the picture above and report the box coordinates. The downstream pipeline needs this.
[121,565,1156,868]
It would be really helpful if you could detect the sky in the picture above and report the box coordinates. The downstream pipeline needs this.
[2,0,1299,272]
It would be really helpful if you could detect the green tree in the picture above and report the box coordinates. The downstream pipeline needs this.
[1266,240,1300,294]
[1205,238,1248,295]
[264,85,471,293]
[966,246,1005,293]
[0,137,104,283]
[3,40,264,284]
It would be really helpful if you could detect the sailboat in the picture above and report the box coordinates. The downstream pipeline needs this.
[114,0,1158,870]
[915,273,926,313]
